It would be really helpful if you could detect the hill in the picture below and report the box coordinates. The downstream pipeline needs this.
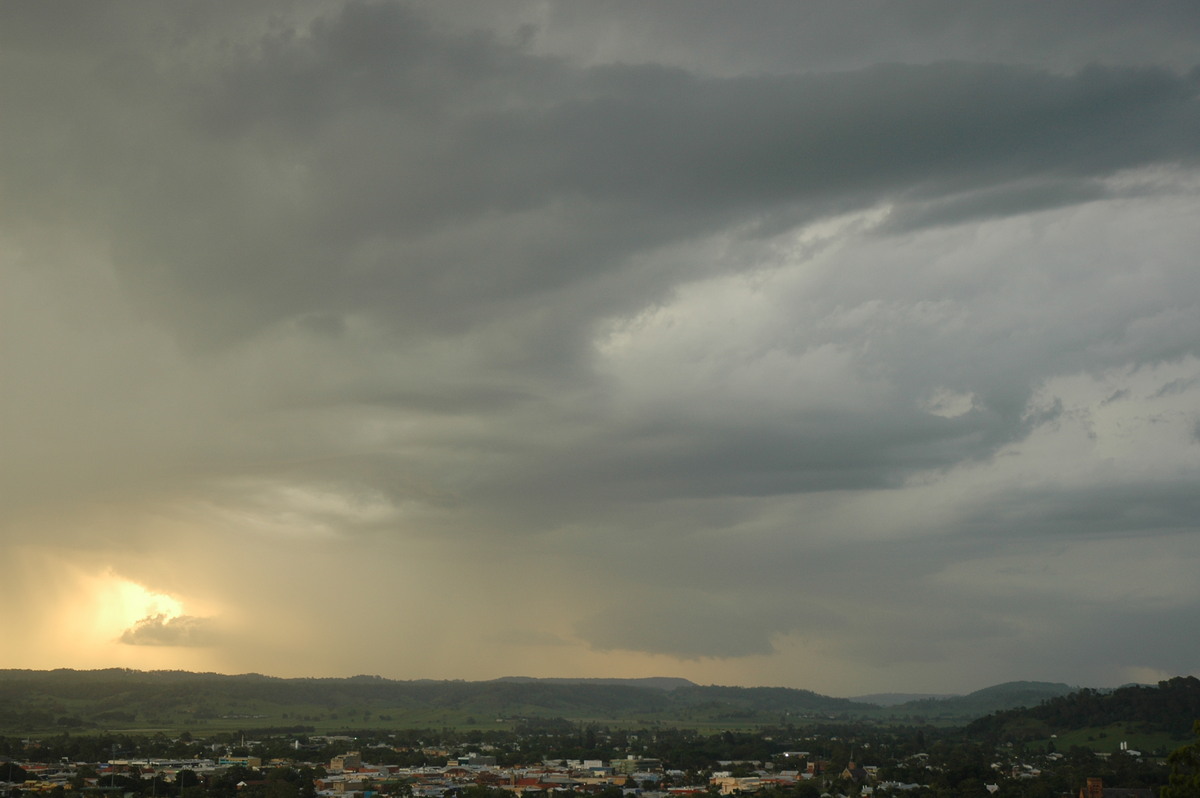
[0,670,866,734]
[878,681,1077,721]
[966,676,1200,748]
[2,670,1174,737]
[494,676,696,690]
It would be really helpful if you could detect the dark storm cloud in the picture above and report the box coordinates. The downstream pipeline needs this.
[169,56,1200,346]
[519,0,1200,76]
[468,406,1011,521]
[5,0,1198,352]
[877,178,1110,233]
[4,0,1200,689]
[961,481,1200,540]
[7,0,1187,516]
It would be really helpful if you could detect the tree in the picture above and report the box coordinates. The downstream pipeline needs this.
[1163,721,1200,798]
[3,762,29,785]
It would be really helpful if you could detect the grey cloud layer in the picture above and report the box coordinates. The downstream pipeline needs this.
[3,1,1200,689]
[6,2,1199,348]
[518,0,1200,75]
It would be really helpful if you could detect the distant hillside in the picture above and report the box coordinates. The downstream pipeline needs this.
[868,681,1078,720]
[494,676,696,691]
[967,676,1200,740]
[669,684,870,719]
[3,670,1155,736]
[0,669,865,734]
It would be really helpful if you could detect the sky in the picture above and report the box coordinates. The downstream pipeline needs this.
[2,0,1200,697]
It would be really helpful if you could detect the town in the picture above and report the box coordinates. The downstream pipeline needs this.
[0,723,1177,798]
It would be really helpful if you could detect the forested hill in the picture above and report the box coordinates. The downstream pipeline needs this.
[494,676,696,690]
[4,670,1187,736]
[0,670,867,732]
[886,681,1076,720]
[966,676,1200,739]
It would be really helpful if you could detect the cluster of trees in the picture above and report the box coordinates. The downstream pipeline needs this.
[1162,721,1200,798]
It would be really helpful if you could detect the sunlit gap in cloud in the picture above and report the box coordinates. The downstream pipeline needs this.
[63,571,185,648]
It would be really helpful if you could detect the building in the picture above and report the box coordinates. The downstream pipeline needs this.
[1079,777,1155,798]
[331,752,363,771]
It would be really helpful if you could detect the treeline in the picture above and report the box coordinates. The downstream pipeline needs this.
[968,676,1200,739]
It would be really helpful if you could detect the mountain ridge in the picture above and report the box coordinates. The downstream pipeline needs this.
[493,676,696,690]
[0,669,1093,729]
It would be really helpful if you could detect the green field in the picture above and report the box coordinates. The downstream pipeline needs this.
[1041,723,1187,757]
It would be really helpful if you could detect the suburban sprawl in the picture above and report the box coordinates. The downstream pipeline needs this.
[1,673,1198,798]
